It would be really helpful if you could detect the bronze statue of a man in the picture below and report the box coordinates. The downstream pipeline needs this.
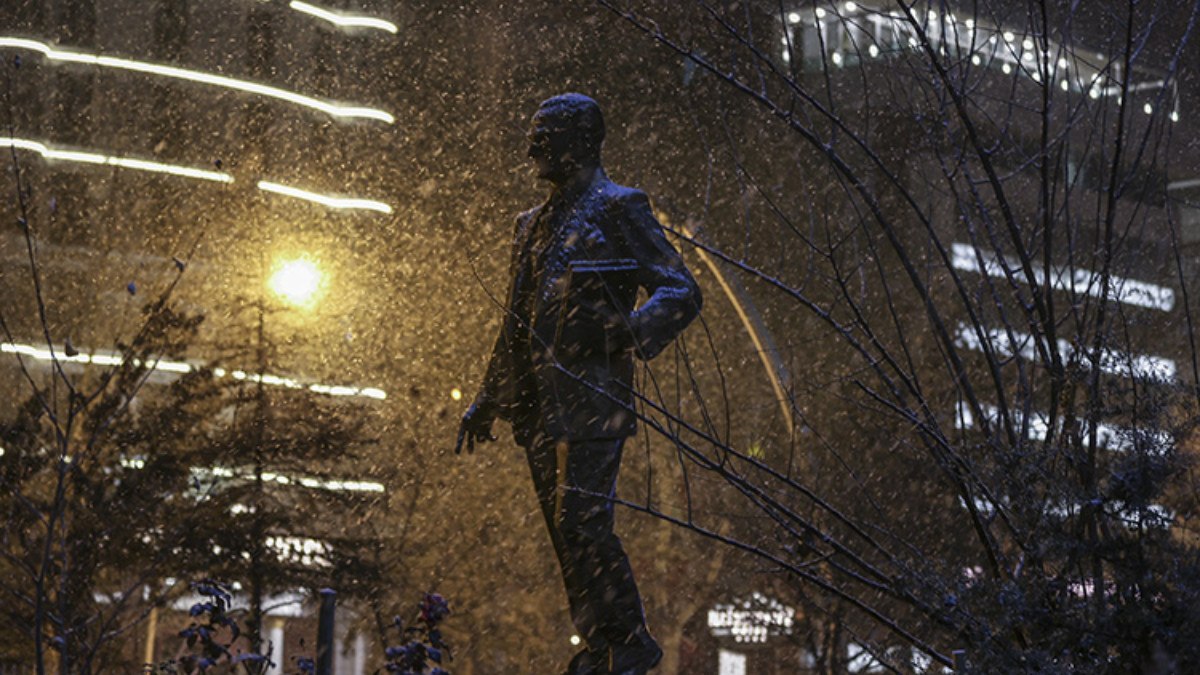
[457,93,702,675]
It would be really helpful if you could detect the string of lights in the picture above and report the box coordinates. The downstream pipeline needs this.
[780,2,1180,120]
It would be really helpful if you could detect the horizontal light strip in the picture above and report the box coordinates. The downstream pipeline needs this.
[3,135,391,215]
[1,137,233,183]
[262,470,385,492]
[951,242,1175,312]
[258,180,393,213]
[1167,177,1200,191]
[289,1,398,33]
[960,494,1173,528]
[190,465,385,493]
[1,342,387,401]
[952,406,1169,530]
[0,36,394,124]
[166,588,308,617]
[953,322,1176,380]
[956,402,1171,453]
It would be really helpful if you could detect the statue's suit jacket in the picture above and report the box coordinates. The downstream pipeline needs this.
[482,170,702,445]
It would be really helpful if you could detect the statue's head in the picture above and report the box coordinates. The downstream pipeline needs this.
[527,93,605,184]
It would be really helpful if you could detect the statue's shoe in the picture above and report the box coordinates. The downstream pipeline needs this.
[563,648,600,675]
[606,640,663,675]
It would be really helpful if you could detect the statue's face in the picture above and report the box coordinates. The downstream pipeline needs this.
[526,112,580,183]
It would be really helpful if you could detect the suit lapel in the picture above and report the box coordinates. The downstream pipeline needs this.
[515,206,541,260]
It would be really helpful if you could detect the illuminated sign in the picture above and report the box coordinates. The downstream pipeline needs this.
[707,592,795,644]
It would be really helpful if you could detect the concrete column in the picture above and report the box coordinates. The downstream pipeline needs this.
[266,619,285,675]
[354,633,367,675]
[718,649,747,675]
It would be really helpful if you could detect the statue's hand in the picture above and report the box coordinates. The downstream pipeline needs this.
[455,394,498,455]
[607,314,638,356]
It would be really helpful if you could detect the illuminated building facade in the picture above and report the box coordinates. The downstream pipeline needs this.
[694,3,1197,673]
[0,1,401,670]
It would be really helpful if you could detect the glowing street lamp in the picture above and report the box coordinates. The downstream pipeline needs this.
[268,256,324,309]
